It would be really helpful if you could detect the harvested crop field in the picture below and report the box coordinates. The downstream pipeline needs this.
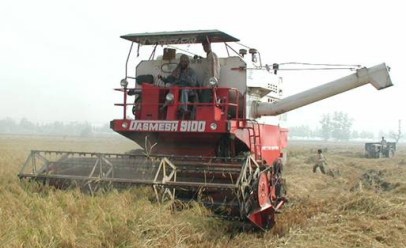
[1,135,405,247]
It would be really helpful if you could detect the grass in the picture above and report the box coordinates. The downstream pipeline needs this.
[1,135,406,247]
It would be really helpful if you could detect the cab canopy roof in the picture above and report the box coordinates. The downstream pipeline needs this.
[120,30,239,45]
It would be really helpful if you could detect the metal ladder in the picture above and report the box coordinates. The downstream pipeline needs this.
[247,120,263,162]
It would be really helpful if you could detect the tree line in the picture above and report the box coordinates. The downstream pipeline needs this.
[0,118,112,137]
[289,111,402,142]
[0,114,401,141]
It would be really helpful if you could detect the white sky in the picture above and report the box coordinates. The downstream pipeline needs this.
[0,0,404,134]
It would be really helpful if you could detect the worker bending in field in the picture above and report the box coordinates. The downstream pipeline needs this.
[313,149,327,174]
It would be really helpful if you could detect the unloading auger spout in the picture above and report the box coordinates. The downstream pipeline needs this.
[251,63,393,117]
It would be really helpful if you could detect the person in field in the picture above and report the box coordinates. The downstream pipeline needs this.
[313,149,327,174]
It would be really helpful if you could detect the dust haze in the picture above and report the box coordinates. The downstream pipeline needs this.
[0,0,404,135]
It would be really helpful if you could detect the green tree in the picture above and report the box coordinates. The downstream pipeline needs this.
[319,112,353,141]
[351,130,359,139]
[358,130,375,140]
[289,125,312,138]
[80,123,93,137]
[0,118,17,133]
[319,114,331,141]
[389,119,402,143]
[331,112,353,141]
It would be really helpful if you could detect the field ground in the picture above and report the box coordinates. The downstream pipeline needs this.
[1,135,405,247]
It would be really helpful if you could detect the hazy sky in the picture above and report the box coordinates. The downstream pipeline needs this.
[0,0,404,134]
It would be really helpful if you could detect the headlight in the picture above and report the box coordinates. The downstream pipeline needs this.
[120,78,128,88]
[209,77,218,87]
[210,123,217,130]
[121,122,128,129]
[166,93,174,102]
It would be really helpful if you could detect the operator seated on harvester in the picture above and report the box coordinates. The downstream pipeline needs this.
[158,54,199,116]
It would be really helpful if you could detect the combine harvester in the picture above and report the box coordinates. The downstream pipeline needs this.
[19,30,393,230]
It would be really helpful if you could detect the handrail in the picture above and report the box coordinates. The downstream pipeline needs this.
[113,84,244,121]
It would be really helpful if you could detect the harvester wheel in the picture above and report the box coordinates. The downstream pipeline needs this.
[236,155,263,220]
[257,172,271,208]
[275,178,287,200]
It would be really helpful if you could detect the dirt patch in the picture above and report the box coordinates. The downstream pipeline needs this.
[351,169,399,192]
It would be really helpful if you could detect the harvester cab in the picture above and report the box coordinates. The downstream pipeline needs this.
[18,30,393,231]
[112,30,286,161]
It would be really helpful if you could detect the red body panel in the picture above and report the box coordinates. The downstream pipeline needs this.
[230,122,286,165]
[111,83,287,165]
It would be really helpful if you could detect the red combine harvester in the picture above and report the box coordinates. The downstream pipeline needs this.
[18,30,393,230]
